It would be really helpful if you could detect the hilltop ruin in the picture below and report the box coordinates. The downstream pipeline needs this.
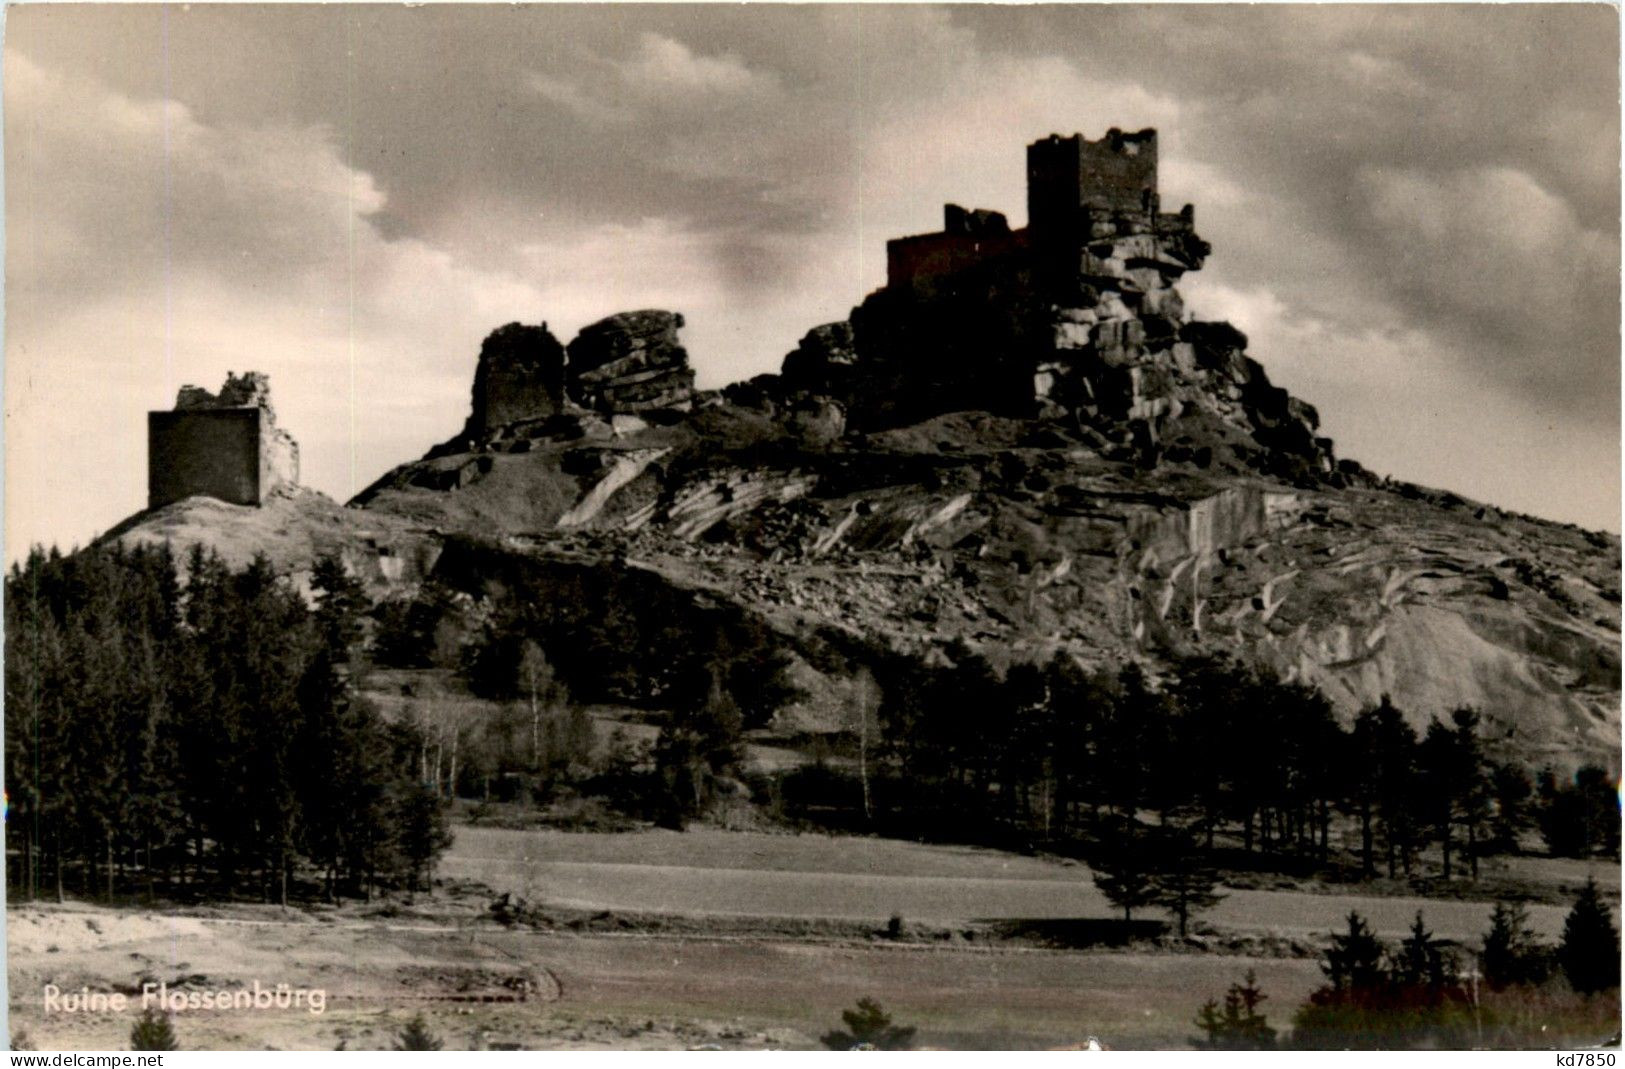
[147,371,299,509]
[766,128,1355,487]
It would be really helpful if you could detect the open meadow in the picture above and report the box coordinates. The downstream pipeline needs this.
[10,825,1616,1050]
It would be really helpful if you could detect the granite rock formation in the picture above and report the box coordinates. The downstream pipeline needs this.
[109,128,1620,774]
[567,310,696,415]
[780,321,858,399]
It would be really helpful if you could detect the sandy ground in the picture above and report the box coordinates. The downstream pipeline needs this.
[7,902,1326,1051]
[8,828,1619,1051]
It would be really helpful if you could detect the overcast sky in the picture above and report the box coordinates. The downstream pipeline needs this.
[5,4,1619,555]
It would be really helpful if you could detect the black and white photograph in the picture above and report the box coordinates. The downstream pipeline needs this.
[3,2,1620,1053]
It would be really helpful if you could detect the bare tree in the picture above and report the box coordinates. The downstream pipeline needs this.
[850,668,881,822]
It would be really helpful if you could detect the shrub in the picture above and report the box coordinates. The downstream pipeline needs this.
[1194,970,1276,1050]
[394,1013,443,1051]
[820,997,917,1050]
[129,1010,179,1052]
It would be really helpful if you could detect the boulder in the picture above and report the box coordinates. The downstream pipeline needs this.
[781,321,858,394]
[787,397,846,447]
[567,310,696,414]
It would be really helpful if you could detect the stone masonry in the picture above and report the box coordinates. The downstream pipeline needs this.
[148,372,299,509]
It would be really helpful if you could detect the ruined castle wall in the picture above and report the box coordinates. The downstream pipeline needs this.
[148,409,264,508]
[886,228,1030,294]
[1028,131,1159,237]
[259,425,299,498]
[1077,130,1158,215]
[479,366,563,435]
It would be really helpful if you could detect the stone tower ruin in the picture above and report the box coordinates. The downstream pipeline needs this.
[147,371,299,509]
[1027,128,1160,235]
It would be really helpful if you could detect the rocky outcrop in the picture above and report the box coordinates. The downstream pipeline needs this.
[464,322,568,442]
[780,321,857,396]
[775,130,1350,489]
[106,125,1619,778]
[567,310,696,414]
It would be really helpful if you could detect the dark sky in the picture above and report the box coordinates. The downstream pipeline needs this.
[6,4,1619,555]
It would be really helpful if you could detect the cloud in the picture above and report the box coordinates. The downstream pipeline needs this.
[4,53,547,554]
[526,70,629,125]
[525,31,778,129]
[6,52,385,303]
[618,32,775,97]
[1356,164,1619,415]
[2,50,854,556]
[1182,278,1620,531]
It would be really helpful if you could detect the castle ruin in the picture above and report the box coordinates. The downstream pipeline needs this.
[147,372,299,509]
[885,128,1200,298]
[779,128,1345,485]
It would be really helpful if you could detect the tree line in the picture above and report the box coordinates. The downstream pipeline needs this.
[4,543,451,904]
[1198,878,1620,1050]
[799,645,1618,876]
[426,580,1616,879]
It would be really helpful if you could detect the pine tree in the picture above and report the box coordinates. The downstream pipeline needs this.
[1370,697,1419,878]
[1392,911,1457,1000]
[394,1014,443,1051]
[820,998,916,1050]
[398,781,454,892]
[1489,762,1533,852]
[1323,911,1387,993]
[1194,970,1276,1050]
[1092,833,1160,925]
[129,1010,179,1051]
[1558,877,1620,995]
[1480,900,1546,990]
[1147,827,1225,937]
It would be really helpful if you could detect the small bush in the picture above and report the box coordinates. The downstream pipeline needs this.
[129,1010,178,1052]
[1194,970,1276,1050]
[821,997,917,1051]
[394,1013,443,1051]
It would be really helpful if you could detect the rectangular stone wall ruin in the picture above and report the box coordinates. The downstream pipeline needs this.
[479,365,563,436]
[886,227,1029,294]
[148,408,296,509]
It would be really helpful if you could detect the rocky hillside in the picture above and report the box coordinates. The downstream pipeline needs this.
[107,128,1620,771]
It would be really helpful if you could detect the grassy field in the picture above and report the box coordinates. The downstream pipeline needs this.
[444,825,1588,941]
[10,826,1617,1050]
